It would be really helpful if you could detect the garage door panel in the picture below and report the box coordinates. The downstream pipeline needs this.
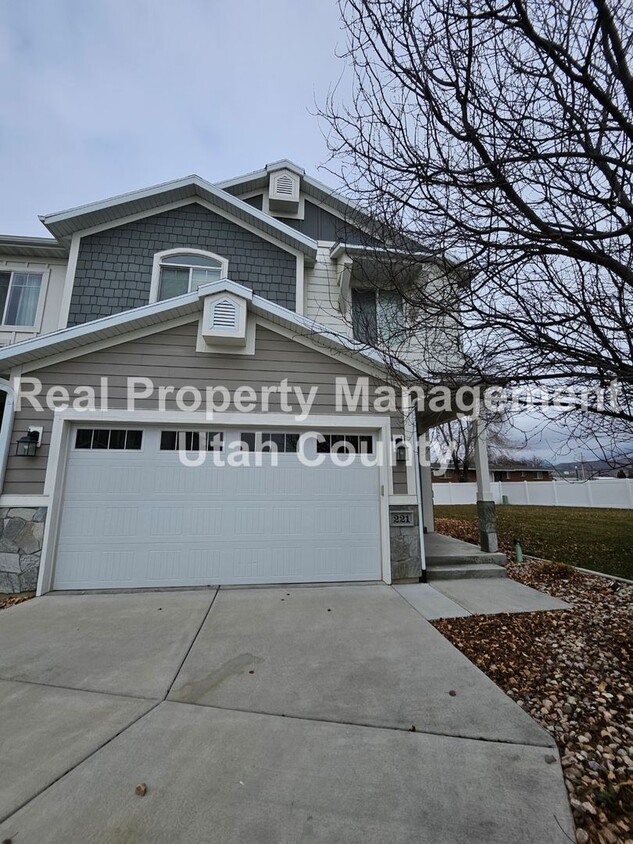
[53,427,383,589]
[54,542,382,589]
[145,548,223,583]
[147,506,226,537]
[63,460,149,496]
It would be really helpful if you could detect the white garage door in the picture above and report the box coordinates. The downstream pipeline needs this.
[52,426,383,589]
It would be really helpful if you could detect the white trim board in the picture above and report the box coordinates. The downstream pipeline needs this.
[67,197,312,261]
[3,279,408,383]
[57,233,81,330]
[42,178,318,257]
[55,197,312,329]
[0,495,50,507]
[19,313,199,374]
[16,311,396,382]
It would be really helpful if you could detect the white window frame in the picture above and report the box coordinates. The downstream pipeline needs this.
[0,267,49,330]
[149,248,229,303]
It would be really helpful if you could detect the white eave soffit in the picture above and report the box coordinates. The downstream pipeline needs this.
[38,176,317,262]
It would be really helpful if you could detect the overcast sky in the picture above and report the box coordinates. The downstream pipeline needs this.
[0,0,344,236]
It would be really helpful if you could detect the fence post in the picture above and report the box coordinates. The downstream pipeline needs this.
[586,481,593,507]
[524,480,530,505]
[552,481,558,506]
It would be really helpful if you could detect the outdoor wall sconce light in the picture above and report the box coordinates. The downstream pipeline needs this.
[395,437,408,462]
[15,427,42,457]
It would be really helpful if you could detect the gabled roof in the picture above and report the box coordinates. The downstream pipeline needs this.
[216,159,371,224]
[0,235,68,260]
[217,161,438,259]
[0,279,411,380]
[39,175,318,262]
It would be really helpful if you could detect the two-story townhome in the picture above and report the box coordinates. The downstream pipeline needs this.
[0,160,496,595]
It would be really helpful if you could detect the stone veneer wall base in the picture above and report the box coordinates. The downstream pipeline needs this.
[0,507,47,593]
[389,504,422,581]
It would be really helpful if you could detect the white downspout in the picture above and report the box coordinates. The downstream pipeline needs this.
[0,378,15,493]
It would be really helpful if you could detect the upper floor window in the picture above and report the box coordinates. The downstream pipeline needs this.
[0,271,42,326]
[351,289,404,347]
[155,250,228,301]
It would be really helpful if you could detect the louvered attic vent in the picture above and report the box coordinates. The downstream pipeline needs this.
[268,168,300,214]
[199,291,248,350]
[212,298,237,329]
[275,174,294,195]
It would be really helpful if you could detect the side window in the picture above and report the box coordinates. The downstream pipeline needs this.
[377,291,405,346]
[351,289,378,345]
[0,271,43,326]
[351,289,404,347]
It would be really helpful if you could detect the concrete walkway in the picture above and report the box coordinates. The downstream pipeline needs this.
[396,578,570,620]
[0,586,574,843]
[425,532,508,580]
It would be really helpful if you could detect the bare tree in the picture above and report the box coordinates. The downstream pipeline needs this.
[321,0,633,445]
[433,409,521,479]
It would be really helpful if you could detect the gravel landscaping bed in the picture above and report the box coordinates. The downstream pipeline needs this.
[433,561,632,844]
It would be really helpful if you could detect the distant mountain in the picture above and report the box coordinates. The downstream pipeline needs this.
[552,455,633,478]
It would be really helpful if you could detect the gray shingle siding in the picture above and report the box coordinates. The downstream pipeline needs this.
[281,200,381,245]
[67,204,297,325]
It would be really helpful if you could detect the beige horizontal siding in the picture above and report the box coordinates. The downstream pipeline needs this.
[304,247,351,336]
[5,322,407,497]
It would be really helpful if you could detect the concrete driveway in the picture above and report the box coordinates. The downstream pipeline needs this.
[0,585,574,843]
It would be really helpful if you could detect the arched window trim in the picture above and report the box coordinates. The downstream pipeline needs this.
[149,248,229,303]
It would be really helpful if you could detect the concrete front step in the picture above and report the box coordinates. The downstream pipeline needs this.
[427,552,508,567]
[427,563,508,581]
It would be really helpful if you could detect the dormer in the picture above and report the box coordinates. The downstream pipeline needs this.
[196,281,255,355]
[266,160,303,217]
[204,294,245,344]
[267,164,301,215]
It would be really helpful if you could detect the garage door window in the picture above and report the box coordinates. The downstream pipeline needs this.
[240,432,300,453]
[316,434,374,454]
[160,431,224,451]
[75,429,143,450]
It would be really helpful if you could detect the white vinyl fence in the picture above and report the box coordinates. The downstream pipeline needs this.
[433,478,633,509]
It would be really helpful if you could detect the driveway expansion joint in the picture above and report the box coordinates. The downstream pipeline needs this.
[169,699,557,749]
[0,694,160,826]
[0,674,160,703]
[163,589,219,701]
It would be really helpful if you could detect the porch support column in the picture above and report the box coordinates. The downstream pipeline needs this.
[472,418,498,553]
[419,463,435,533]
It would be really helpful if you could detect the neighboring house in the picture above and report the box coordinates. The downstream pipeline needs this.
[491,467,551,482]
[434,466,551,483]
[0,160,465,594]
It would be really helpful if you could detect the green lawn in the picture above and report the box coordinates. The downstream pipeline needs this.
[434,504,633,580]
